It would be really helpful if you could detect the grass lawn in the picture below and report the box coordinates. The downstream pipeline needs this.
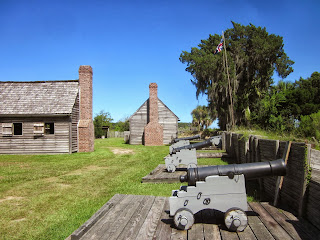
[0,138,228,240]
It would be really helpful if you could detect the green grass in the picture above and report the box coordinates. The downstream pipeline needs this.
[0,138,243,239]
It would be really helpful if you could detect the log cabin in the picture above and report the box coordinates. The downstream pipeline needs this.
[129,83,179,145]
[0,65,94,154]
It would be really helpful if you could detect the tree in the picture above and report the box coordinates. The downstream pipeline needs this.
[180,22,294,130]
[93,111,113,138]
[286,72,320,119]
[298,110,320,141]
[191,105,213,131]
[251,80,294,131]
[113,117,130,132]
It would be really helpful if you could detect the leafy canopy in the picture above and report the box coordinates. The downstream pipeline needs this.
[93,110,113,138]
[180,21,294,130]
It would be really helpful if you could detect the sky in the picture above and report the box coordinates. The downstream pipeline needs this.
[0,0,319,128]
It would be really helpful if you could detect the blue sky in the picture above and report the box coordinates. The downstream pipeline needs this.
[0,0,319,127]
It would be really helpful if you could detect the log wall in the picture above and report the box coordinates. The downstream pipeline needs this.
[306,148,320,228]
[221,132,320,230]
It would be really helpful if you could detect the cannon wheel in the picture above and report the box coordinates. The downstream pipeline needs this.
[224,208,248,232]
[167,164,176,173]
[187,163,197,169]
[174,208,194,230]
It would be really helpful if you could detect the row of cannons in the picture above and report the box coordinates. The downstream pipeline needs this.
[165,135,287,232]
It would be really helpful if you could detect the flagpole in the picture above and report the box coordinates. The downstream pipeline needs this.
[222,31,235,128]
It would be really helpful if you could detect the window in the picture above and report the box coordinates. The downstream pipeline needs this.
[13,123,22,135]
[2,123,13,136]
[34,123,44,135]
[45,123,54,134]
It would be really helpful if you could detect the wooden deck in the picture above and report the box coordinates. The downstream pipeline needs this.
[141,164,185,183]
[69,194,320,240]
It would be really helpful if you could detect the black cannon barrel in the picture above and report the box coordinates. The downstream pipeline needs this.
[172,135,200,143]
[180,159,286,186]
[172,138,212,153]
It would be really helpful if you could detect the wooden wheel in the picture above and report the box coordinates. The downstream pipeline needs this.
[167,164,176,173]
[224,208,248,232]
[174,209,194,230]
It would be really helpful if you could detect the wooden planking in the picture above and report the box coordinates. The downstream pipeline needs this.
[69,194,320,240]
[260,202,302,240]
[152,199,173,240]
[249,202,294,239]
[246,205,274,240]
[81,195,145,240]
[141,164,187,183]
[0,116,71,154]
[71,194,126,240]
[135,196,166,240]
[71,93,79,152]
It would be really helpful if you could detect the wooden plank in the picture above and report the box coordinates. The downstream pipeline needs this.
[201,210,221,240]
[246,205,274,240]
[203,224,221,240]
[237,223,257,240]
[70,194,125,240]
[188,222,204,240]
[104,195,147,240]
[171,228,187,240]
[274,141,291,206]
[141,164,185,183]
[81,195,143,240]
[219,228,239,240]
[135,196,166,240]
[249,202,293,240]
[152,198,173,240]
[280,206,320,240]
[115,196,156,240]
[260,202,301,240]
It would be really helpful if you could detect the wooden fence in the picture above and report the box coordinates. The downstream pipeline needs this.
[221,132,320,230]
[106,131,124,138]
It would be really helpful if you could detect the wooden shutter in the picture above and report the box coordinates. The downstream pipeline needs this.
[2,123,13,136]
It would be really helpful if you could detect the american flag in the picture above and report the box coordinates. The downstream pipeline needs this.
[214,39,223,54]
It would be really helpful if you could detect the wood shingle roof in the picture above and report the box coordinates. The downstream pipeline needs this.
[0,80,79,115]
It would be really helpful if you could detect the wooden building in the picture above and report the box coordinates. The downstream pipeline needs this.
[129,83,179,145]
[0,65,94,154]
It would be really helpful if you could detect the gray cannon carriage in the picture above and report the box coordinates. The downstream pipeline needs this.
[165,135,222,172]
[169,158,287,231]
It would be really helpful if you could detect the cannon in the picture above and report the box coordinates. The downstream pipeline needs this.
[169,135,201,154]
[171,134,201,144]
[171,135,221,154]
[169,158,286,231]
[165,136,222,172]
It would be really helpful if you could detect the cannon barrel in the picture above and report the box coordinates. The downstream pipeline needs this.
[172,136,221,153]
[172,138,212,153]
[180,159,286,186]
[172,135,200,143]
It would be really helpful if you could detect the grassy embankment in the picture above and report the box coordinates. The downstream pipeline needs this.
[0,138,227,240]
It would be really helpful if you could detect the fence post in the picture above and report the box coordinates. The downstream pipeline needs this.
[298,144,311,217]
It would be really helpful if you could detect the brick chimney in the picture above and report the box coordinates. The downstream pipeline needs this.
[78,65,94,152]
[144,83,163,146]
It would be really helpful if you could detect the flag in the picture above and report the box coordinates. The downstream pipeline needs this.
[214,39,223,55]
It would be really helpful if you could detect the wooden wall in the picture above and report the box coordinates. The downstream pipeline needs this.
[0,116,71,154]
[306,148,320,228]
[71,93,80,152]
[129,99,178,145]
[129,101,148,145]
[158,100,178,145]
[221,132,320,230]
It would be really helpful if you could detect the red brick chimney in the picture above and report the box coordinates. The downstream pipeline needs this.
[144,83,163,146]
[78,65,94,152]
